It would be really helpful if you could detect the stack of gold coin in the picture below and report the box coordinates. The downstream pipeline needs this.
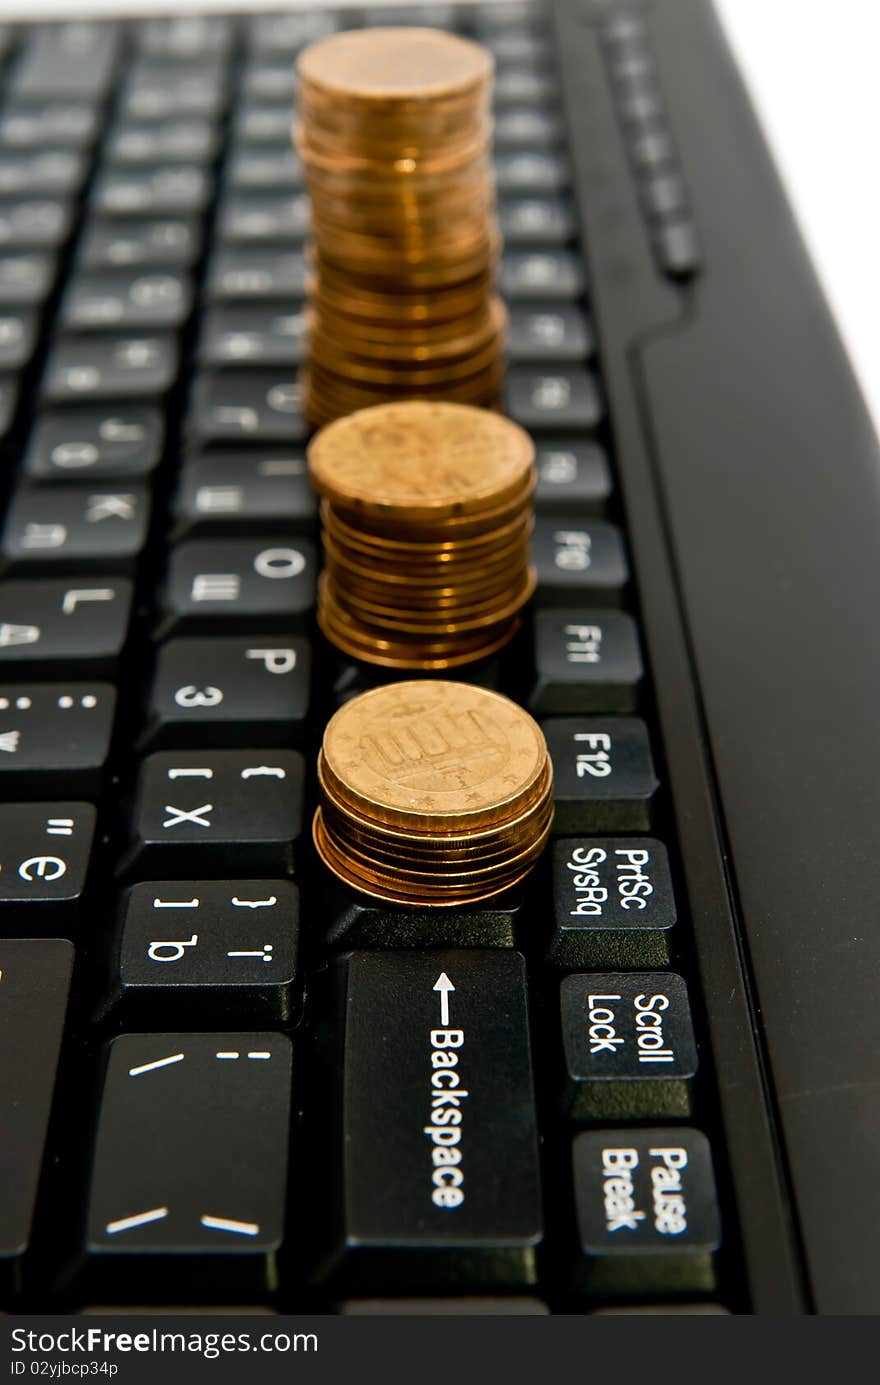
[314,681,554,907]
[295,27,505,425]
[308,400,536,669]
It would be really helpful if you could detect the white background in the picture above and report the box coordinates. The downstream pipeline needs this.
[1,0,878,439]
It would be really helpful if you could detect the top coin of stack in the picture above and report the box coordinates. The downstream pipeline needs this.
[295,28,505,425]
[308,400,536,669]
[313,680,555,907]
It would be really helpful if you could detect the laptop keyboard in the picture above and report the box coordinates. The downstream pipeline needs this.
[0,3,743,1313]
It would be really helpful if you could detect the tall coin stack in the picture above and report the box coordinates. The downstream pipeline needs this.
[308,400,536,670]
[295,28,505,426]
[314,681,554,907]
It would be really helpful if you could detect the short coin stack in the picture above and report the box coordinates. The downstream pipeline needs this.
[308,400,536,669]
[295,27,505,426]
[314,681,554,907]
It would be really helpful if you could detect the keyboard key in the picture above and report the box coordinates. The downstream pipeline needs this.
[62,270,191,332]
[161,537,316,636]
[506,304,593,363]
[43,335,178,402]
[505,367,604,430]
[549,838,676,968]
[341,1299,549,1314]
[0,198,73,250]
[207,247,308,301]
[494,107,563,148]
[24,407,163,483]
[189,372,307,445]
[0,939,73,1292]
[318,874,521,951]
[144,636,311,748]
[654,220,702,280]
[572,1128,721,1296]
[122,71,225,123]
[218,193,310,243]
[227,148,304,192]
[0,802,95,921]
[0,682,115,795]
[561,973,697,1120]
[94,166,211,218]
[0,102,98,150]
[233,107,302,148]
[529,610,643,713]
[0,579,132,676]
[108,119,218,166]
[534,440,612,516]
[241,63,297,103]
[2,484,150,574]
[198,305,308,368]
[136,15,234,60]
[497,197,576,245]
[114,880,299,1022]
[85,1032,291,1296]
[123,750,305,878]
[0,150,86,197]
[248,9,339,54]
[544,717,659,833]
[0,309,37,372]
[500,250,585,301]
[79,218,201,270]
[10,22,119,99]
[318,950,542,1290]
[173,452,316,537]
[533,519,629,607]
[0,252,56,306]
[494,150,570,193]
[493,70,557,107]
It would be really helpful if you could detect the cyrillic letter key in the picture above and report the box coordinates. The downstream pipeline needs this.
[319,950,543,1291]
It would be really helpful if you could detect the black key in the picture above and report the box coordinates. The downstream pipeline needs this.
[123,750,305,877]
[342,1299,549,1315]
[505,367,604,430]
[145,636,311,748]
[0,939,73,1292]
[493,69,557,107]
[11,22,119,99]
[219,193,310,243]
[114,880,299,1022]
[654,221,702,280]
[62,270,191,332]
[207,247,308,301]
[318,951,542,1290]
[227,148,304,192]
[0,376,18,440]
[0,150,86,197]
[189,372,307,445]
[241,63,297,102]
[494,108,563,148]
[108,119,218,166]
[0,802,94,921]
[2,484,150,574]
[233,105,299,146]
[0,252,55,306]
[136,15,234,59]
[497,197,576,245]
[122,71,225,123]
[85,1032,291,1296]
[640,173,688,221]
[506,304,593,363]
[529,610,643,714]
[549,838,677,969]
[0,309,37,371]
[173,452,316,536]
[485,32,552,64]
[629,128,675,174]
[249,9,338,54]
[94,166,211,218]
[534,440,612,517]
[25,407,163,483]
[161,537,316,636]
[533,519,628,607]
[0,682,115,795]
[544,717,659,833]
[0,198,73,250]
[0,102,98,150]
[500,250,585,300]
[0,578,131,675]
[43,335,178,402]
[198,305,308,368]
[79,218,201,270]
[561,973,698,1120]
[572,1129,721,1296]
[494,149,570,193]
[318,875,521,951]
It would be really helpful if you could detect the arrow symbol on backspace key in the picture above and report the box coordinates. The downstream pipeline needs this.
[433,972,455,1027]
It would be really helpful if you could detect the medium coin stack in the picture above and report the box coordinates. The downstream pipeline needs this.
[308,400,537,669]
[314,681,554,907]
[295,27,505,425]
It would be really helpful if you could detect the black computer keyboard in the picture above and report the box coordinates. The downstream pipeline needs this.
[1,0,878,1321]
